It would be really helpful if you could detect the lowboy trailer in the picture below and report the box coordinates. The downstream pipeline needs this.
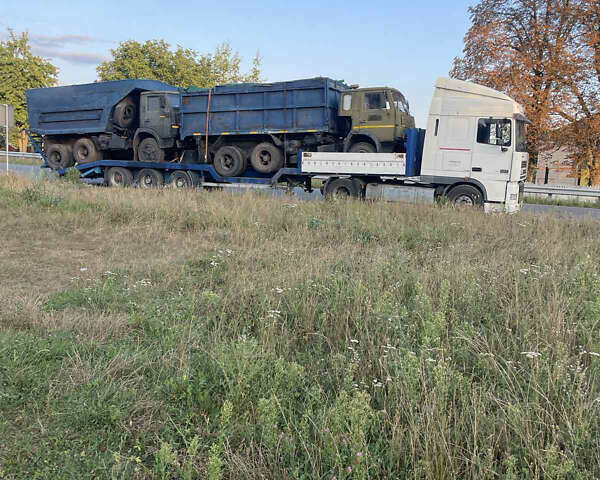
[34,77,528,212]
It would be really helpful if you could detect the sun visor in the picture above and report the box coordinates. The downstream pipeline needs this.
[515,113,532,124]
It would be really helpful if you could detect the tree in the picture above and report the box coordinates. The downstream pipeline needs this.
[0,29,58,151]
[97,40,262,88]
[450,0,579,180]
[550,0,600,184]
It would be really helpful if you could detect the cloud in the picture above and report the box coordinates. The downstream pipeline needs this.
[30,34,109,48]
[32,46,108,65]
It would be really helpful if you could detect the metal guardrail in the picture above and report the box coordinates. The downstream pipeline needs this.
[4,151,42,159]
[524,183,600,198]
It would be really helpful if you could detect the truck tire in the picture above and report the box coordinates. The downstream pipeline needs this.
[349,142,376,153]
[136,168,164,188]
[46,143,74,170]
[73,137,100,164]
[168,170,193,189]
[214,145,247,177]
[113,97,136,129]
[324,178,361,199]
[447,184,484,207]
[138,137,165,163]
[250,142,283,174]
[105,167,133,187]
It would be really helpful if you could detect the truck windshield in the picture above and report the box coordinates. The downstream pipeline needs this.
[516,120,528,152]
[392,91,410,114]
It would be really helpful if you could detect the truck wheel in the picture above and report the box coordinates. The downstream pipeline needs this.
[349,142,376,153]
[214,145,247,177]
[46,143,74,169]
[250,142,283,174]
[113,97,136,128]
[447,184,484,207]
[168,170,193,189]
[105,167,133,187]
[136,168,164,188]
[324,178,361,200]
[138,137,165,163]
[73,137,100,164]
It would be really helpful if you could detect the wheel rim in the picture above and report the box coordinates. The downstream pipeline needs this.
[113,171,123,184]
[123,106,133,121]
[49,152,60,166]
[333,186,351,198]
[258,150,271,166]
[222,154,234,170]
[454,194,474,206]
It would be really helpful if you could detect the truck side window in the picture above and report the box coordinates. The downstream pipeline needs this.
[148,96,161,112]
[342,94,352,110]
[477,118,511,146]
[365,92,385,110]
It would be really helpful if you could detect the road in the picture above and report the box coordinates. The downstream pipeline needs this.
[4,162,600,221]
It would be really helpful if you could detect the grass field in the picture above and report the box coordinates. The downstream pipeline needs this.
[1,174,600,479]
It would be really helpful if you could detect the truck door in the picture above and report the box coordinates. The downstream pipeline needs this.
[141,93,174,140]
[357,90,395,148]
[470,118,512,183]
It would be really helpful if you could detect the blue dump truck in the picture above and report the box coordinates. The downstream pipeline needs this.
[27,77,415,176]
[26,77,526,212]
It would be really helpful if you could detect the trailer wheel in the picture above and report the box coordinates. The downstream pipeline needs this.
[46,143,74,170]
[447,184,484,207]
[187,171,201,188]
[113,97,137,128]
[168,170,193,189]
[214,145,247,177]
[349,142,376,153]
[136,168,164,188]
[73,137,101,164]
[105,167,133,187]
[250,142,283,174]
[324,178,361,200]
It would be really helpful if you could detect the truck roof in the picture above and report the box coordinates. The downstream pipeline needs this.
[435,78,514,103]
[431,77,525,117]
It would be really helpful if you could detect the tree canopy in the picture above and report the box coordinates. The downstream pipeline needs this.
[451,0,600,184]
[0,29,58,150]
[97,40,262,88]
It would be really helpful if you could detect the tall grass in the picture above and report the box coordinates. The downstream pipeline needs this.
[1,174,600,479]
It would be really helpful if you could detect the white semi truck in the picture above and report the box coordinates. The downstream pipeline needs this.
[303,78,528,213]
[34,78,528,212]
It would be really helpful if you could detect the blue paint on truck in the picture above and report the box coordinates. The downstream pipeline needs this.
[180,77,348,137]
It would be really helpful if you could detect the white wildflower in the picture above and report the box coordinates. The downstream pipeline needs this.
[521,351,542,359]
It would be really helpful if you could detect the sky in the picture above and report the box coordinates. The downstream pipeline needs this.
[0,0,475,127]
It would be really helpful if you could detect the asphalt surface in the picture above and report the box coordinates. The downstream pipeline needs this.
[5,163,600,221]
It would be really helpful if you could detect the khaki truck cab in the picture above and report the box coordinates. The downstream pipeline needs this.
[338,87,415,153]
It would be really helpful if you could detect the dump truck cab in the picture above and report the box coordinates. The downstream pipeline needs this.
[338,87,415,153]
[134,90,182,161]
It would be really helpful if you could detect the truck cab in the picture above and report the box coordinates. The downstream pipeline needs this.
[135,91,182,160]
[338,87,415,153]
[420,78,529,212]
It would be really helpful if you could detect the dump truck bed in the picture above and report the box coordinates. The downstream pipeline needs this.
[180,77,348,138]
[27,79,176,135]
